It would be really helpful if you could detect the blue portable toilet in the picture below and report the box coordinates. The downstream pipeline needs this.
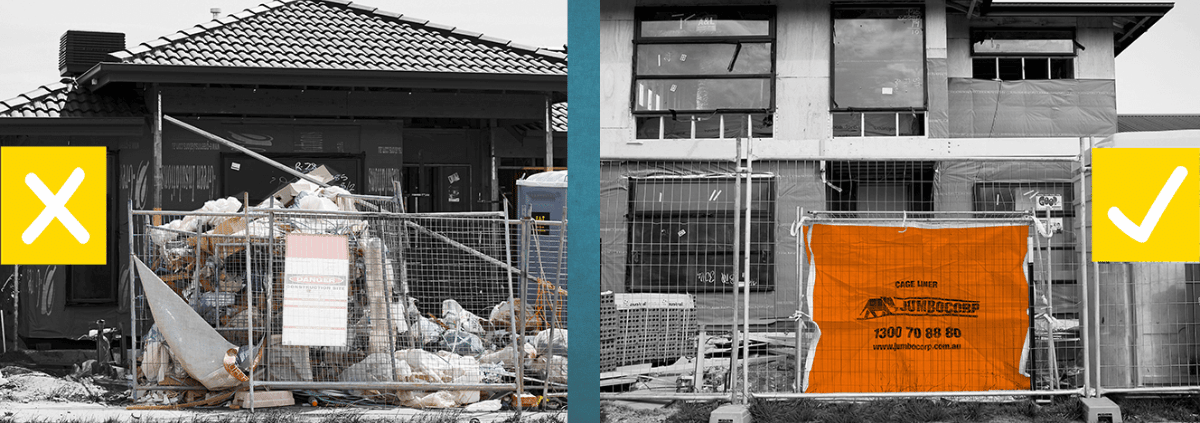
[516,170,568,327]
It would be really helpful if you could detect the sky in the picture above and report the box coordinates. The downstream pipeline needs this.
[0,0,568,101]
[1112,1,1200,114]
[0,1,1196,113]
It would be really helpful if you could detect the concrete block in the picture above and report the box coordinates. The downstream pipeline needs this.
[710,404,752,423]
[1081,397,1122,423]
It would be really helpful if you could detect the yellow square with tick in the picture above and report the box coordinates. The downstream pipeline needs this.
[1093,148,1199,262]
[1,147,108,265]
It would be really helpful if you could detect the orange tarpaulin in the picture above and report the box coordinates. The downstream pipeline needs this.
[803,224,1030,393]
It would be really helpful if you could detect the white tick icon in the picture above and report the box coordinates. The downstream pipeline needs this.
[22,168,89,245]
[1107,166,1188,243]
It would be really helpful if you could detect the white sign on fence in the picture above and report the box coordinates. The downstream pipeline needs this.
[282,233,350,346]
[1034,194,1063,211]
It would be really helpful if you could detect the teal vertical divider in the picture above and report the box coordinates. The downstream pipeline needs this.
[567,0,600,421]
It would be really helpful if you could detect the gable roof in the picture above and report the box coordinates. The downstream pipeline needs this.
[106,0,565,76]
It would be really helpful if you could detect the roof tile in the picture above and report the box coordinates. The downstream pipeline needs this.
[346,2,376,13]
[106,0,564,76]
[0,83,147,118]
[397,15,429,25]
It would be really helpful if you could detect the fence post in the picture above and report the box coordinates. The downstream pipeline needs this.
[266,201,274,382]
[243,193,254,412]
[518,207,534,415]
[1088,136,1103,396]
[1078,137,1091,397]
[730,138,743,403]
[380,239,398,383]
[742,138,754,402]
[127,199,138,402]
[501,199,522,417]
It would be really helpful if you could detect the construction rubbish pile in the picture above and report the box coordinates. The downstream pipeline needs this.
[133,166,567,410]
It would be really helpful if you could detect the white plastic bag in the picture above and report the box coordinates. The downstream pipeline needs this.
[442,299,485,334]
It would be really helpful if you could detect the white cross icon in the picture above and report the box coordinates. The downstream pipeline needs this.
[22,167,90,245]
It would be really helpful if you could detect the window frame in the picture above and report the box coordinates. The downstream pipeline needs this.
[625,174,776,293]
[632,6,778,116]
[970,28,1077,81]
[829,5,929,113]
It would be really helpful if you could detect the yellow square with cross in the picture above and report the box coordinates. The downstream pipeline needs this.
[2,147,107,265]
[1093,148,1199,262]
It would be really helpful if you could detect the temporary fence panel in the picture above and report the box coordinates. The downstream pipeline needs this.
[129,204,566,408]
[1085,137,1200,395]
[600,155,1086,399]
[799,217,1031,394]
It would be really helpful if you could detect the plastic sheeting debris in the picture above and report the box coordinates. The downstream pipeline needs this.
[442,330,485,357]
[533,329,568,358]
[489,298,543,333]
[442,299,484,334]
[151,197,243,245]
[404,317,445,346]
[536,355,568,385]
[479,343,537,368]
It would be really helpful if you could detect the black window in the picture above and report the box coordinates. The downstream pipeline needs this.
[974,183,1077,316]
[627,176,775,293]
[971,29,1075,81]
[825,161,935,214]
[634,7,775,139]
[67,152,119,304]
[832,7,926,136]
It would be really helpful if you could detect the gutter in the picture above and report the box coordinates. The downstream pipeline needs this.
[0,117,145,136]
[983,3,1172,17]
[78,63,568,93]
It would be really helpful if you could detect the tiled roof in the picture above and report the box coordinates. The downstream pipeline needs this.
[0,82,145,118]
[552,102,567,132]
[112,0,566,75]
[1118,115,1200,132]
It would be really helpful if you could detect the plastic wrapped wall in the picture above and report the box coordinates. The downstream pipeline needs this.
[948,78,1116,138]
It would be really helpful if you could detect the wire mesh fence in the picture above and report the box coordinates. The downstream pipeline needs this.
[1088,139,1200,395]
[129,199,569,408]
[1094,262,1200,394]
[600,155,1085,398]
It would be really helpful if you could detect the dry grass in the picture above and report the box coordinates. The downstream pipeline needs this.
[615,397,1086,423]
[1111,395,1200,423]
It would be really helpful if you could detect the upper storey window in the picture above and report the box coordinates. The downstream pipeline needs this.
[634,7,775,139]
[971,29,1076,80]
[832,7,926,137]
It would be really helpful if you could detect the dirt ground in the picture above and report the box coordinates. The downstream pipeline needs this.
[0,365,564,422]
[599,398,1079,423]
[0,365,127,404]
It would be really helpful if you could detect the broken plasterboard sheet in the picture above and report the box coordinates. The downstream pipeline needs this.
[134,257,240,390]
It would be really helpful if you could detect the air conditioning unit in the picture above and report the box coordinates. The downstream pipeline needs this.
[59,30,125,77]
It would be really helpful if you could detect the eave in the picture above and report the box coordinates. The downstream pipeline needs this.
[78,63,568,94]
[0,117,146,136]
